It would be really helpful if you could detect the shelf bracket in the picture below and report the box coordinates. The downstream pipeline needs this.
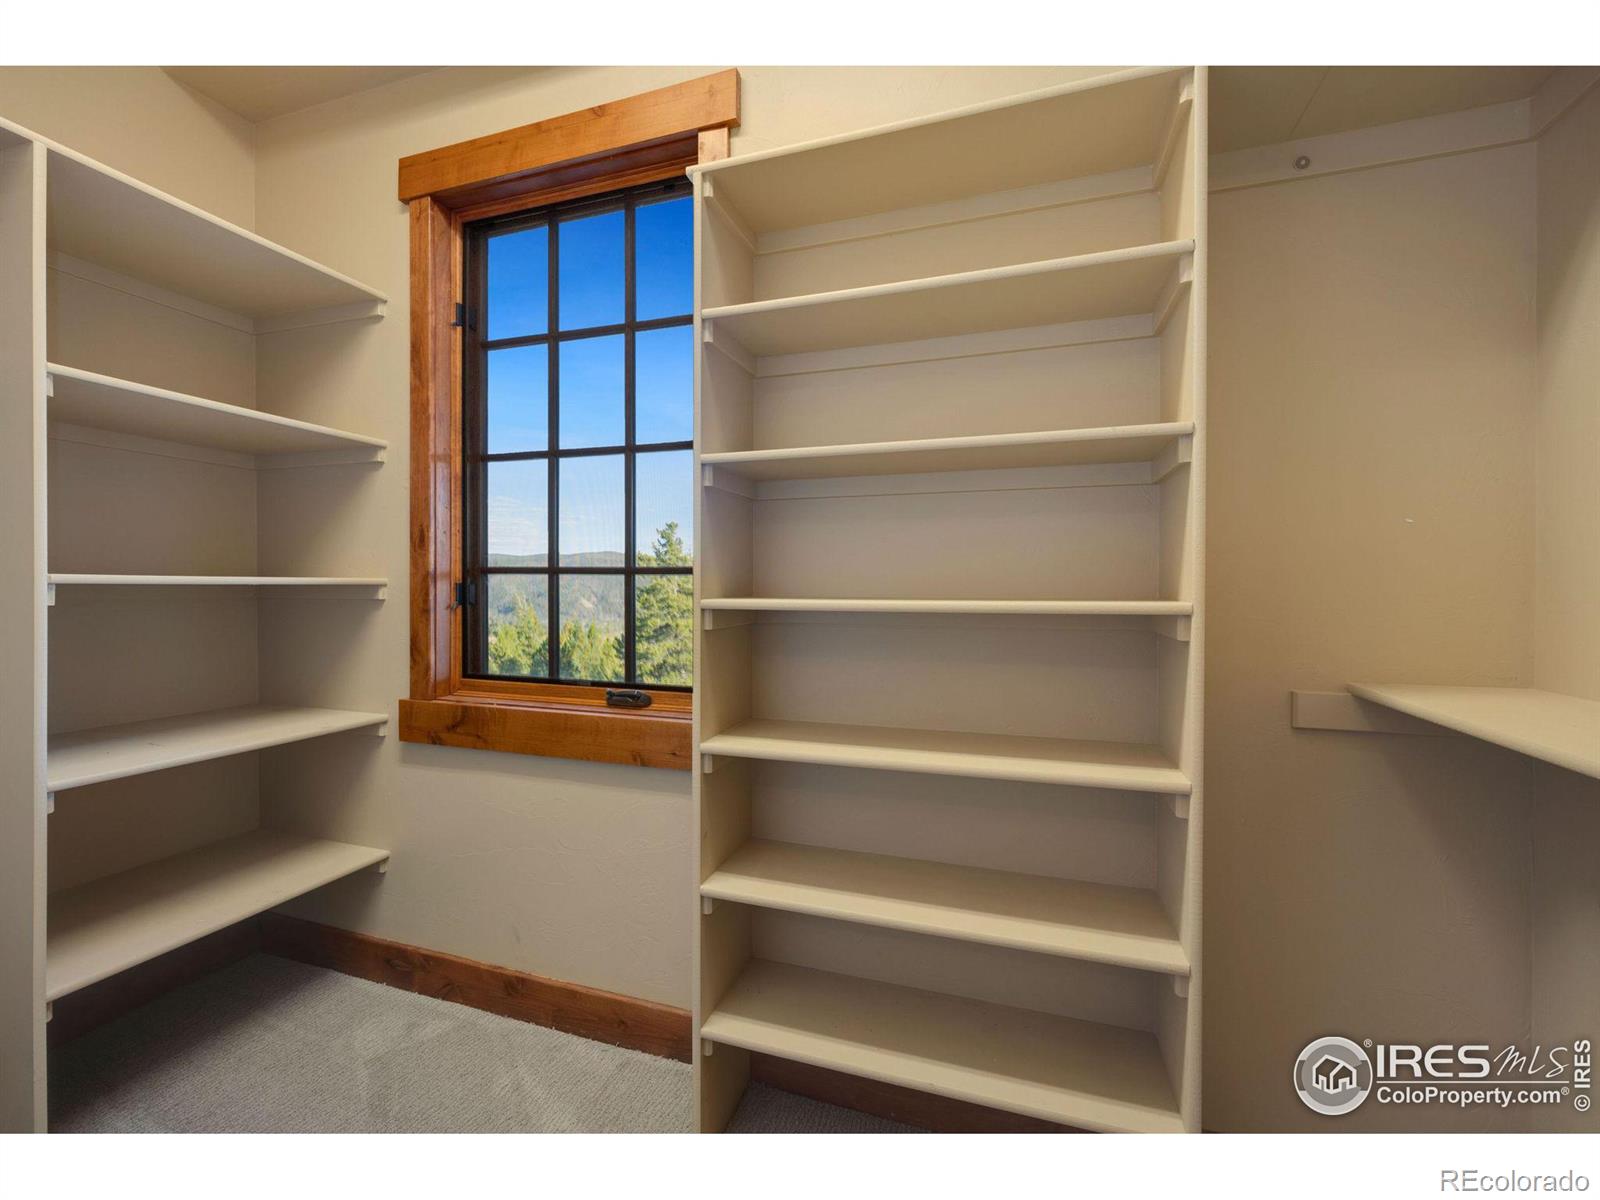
[1153,256,1194,336]
[1168,794,1190,820]
[701,1038,715,1058]
[703,608,756,631]
[44,371,54,398]
[1289,690,1454,737]
[46,583,55,608]
[1153,76,1196,190]
[701,464,755,498]
[44,1001,52,1024]
[372,859,390,875]
[1153,615,1192,643]
[367,721,389,738]
[46,792,55,816]
[701,322,756,375]
[1173,976,1190,999]
[701,177,758,256]
[700,753,715,774]
[701,896,716,916]
[1149,435,1193,484]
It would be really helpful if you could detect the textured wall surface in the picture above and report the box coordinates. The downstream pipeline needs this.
[0,67,255,227]
[1207,144,1541,1131]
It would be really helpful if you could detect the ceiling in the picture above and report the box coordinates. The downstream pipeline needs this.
[163,66,437,122]
[1210,66,1559,153]
[164,65,1562,141]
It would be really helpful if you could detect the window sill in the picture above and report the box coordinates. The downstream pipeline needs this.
[398,695,691,771]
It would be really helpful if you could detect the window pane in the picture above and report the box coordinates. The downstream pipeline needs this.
[636,450,693,566]
[635,575,692,686]
[486,575,548,677]
[635,196,692,321]
[636,325,692,445]
[558,575,624,682]
[487,344,548,453]
[558,334,624,449]
[558,209,624,330]
[558,454,624,566]
[486,226,547,340]
[487,460,548,565]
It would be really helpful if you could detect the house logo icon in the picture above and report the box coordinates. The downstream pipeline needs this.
[1295,1036,1374,1116]
[1314,1054,1357,1093]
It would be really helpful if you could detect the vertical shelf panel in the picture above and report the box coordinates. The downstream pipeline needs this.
[0,132,48,1133]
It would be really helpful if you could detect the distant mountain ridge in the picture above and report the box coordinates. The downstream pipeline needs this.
[489,550,625,569]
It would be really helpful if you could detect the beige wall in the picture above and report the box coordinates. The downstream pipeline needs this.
[0,67,255,227]
[1530,82,1600,1135]
[246,67,1113,1008]
[1207,143,1541,1131]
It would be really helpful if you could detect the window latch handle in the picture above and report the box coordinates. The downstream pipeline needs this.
[453,581,476,608]
[605,689,652,709]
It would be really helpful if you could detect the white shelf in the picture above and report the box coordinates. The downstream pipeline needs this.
[702,597,1191,617]
[692,67,1188,234]
[702,840,1188,975]
[701,421,1193,483]
[702,240,1193,358]
[49,574,386,600]
[1347,684,1600,779]
[700,719,1189,795]
[33,129,386,322]
[701,960,1183,1133]
[47,364,386,464]
[46,830,388,1000]
[48,704,388,792]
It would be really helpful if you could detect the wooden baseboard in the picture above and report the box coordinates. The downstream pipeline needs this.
[47,919,261,1047]
[48,914,1077,1133]
[258,913,692,1063]
[749,1052,1076,1133]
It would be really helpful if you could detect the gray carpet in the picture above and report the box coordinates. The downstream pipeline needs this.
[49,954,917,1134]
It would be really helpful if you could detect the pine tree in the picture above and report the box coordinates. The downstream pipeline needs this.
[488,593,548,676]
[635,521,693,686]
[560,619,624,681]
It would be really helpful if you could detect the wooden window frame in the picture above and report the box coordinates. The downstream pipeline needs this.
[399,71,739,771]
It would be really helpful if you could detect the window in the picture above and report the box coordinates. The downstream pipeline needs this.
[398,70,738,770]
[462,180,694,690]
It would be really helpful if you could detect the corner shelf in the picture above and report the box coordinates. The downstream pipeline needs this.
[692,67,1188,234]
[700,719,1189,794]
[1347,684,1600,779]
[701,960,1183,1133]
[36,130,385,324]
[47,364,386,465]
[701,421,1193,484]
[48,705,388,793]
[46,830,388,1000]
[48,575,386,603]
[701,240,1193,358]
[702,839,1188,974]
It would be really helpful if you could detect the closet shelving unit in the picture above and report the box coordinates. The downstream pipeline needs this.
[0,117,390,1125]
[690,67,1207,1134]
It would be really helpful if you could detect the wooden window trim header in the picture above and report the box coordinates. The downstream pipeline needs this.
[400,71,739,772]
[397,70,740,207]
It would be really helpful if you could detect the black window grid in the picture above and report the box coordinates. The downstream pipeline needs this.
[461,177,693,690]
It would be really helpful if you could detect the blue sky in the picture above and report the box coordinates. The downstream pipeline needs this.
[485,195,692,561]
